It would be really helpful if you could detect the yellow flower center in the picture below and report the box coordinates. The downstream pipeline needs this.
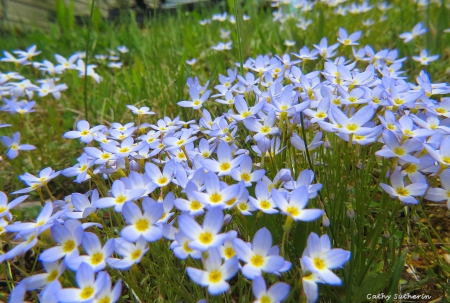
[250,254,264,267]
[226,198,237,206]
[119,147,130,153]
[261,126,271,134]
[241,173,251,182]
[435,108,446,114]
[387,123,396,130]
[314,257,326,270]
[80,286,94,299]
[46,270,59,282]
[260,295,272,303]
[346,123,358,132]
[316,112,326,119]
[404,129,413,136]
[347,97,357,103]
[202,151,210,157]
[208,270,222,283]
[394,98,404,105]
[193,100,201,106]
[395,188,409,196]
[183,241,194,253]
[90,252,104,265]
[210,193,222,204]
[404,164,417,174]
[116,195,126,204]
[157,177,168,185]
[332,97,341,105]
[63,240,75,253]
[135,218,149,232]
[238,203,248,211]
[224,247,235,258]
[393,147,406,156]
[80,130,90,136]
[199,232,213,244]
[98,297,111,303]
[260,201,270,209]
[442,157,450,165]
[220,162,231,171]
[286,206,299,217]
[190,201,202,210]
[242,111,252,118]
[177,139,185,146]
[101,153,111,159]
[131,249,141,260]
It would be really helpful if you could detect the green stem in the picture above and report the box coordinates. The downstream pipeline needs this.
[233,0,244,76]
[83,0,96,120]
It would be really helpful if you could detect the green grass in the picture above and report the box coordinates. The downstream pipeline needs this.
[1,0,450,302]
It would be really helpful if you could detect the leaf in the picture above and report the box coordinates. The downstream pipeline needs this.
[67,0,75,31]
[353,272,391,303]
[55,0,67,31]
[386,250,408,303]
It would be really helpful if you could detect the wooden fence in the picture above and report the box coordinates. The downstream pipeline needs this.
[0,0,122,30]
[0,0,208,29]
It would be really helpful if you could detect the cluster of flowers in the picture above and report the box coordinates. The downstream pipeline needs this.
[198,13,250,53]
[0,45,132,162]
[93,45,129,69]
[2,20,450,302]
[272,0,445,64]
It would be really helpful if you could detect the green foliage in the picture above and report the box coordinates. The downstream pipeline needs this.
[1,1,450,302]
[56,0,75,31]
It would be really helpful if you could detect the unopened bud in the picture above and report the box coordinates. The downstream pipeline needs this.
[346,209,355,218]
[302,117,311,130]
[257,137,271,153]
[324,139,331,149]
[322,215,330,227]
[223,214,232,225]
[129,160,140,172]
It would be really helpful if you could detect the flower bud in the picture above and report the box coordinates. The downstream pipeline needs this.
[322,215,330,227]
[223,214,232,226]
[129,160,140,172]
[257,137,271,153]
[302,117,311,130]
[346,208,355,218]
